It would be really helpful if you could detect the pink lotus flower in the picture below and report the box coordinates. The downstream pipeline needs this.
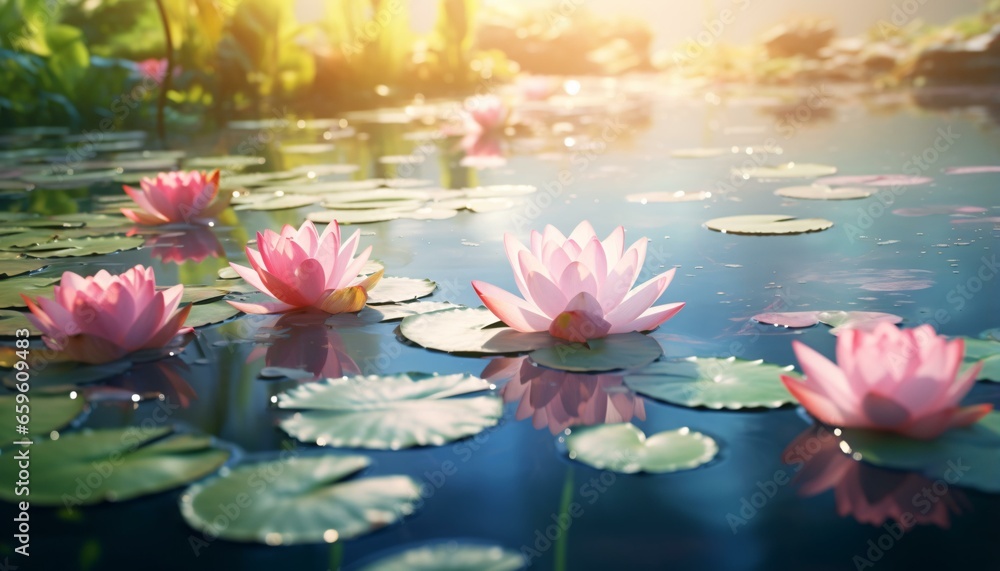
[136,58,173,84]
[782,324,992,439]
[484,356,645,434]
[227,220,382,315]
[472,221,684,342]
[121,170,230,225]
[463,94,508,135]
[21,265,192,365]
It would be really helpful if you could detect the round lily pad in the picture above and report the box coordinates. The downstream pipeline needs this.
[565,423,718,474]
[0,309,39,336]
[959,337,1000,382]
[278,373,502,450]
[840,412,1000,494]
[308,209,402,225]
[180,455,420,544]
[357,543,525,571]
[3,360,132,391]
[232,194,319,211]
[705,214,833,235]
[738,163,837,179]
[752,311,820,328]
[814,174,931,187]
[775,185,872,200]
[0,260,47,279]
[370,301,462,322]
[0,427,230,506]
[23,236,145,258]
[187,301,242,328]
[528,333,662,373]
[183,155,265,170]
[0,276,57,308]
[625,357,799,410]
[626,191,713,203]
[367,277,437,305]
[399,307,558,355]
[817,310,902,335]
[0,394,85,436]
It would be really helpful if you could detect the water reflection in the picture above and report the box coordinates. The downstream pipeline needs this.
[246,312,361,381]
[140,226,225,265]
[785,426,967,529]
[482,356,645,434]
[86,357,197,408]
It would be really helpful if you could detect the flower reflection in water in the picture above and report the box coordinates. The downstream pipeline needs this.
[483,356,645,434]
[141,226,225,265]
[86,357,197,408]
[247,312,361,381]
[460,132,506,169]
[784,426,967,529]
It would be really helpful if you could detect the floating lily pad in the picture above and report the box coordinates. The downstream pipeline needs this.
[369,301,462,321]
[775,185,872,200]
[357,543,525,571]
[815,174,931,187]
[308,209,402,225]
[180,455,420,544]
[0,310,39,336]
[217,267,240,280]
[752,311,820,328]
[367,277,436,305]
[705,214,833,235]
[817,310,902,335]
[281,143,336,154]
[840,412,1000,494]
[944,166,1000,174]
[233,194,319,211]
[462,185,537,198]
[0,394,85,436]
[959,337,1000,382]
[399,307,558,354]
[0,276,57,308]
[626,191,712,203]
[625,357,798,409]
[23,235,144,258]
[406,207,459,220]
[737,163,837,179]
[180,286,227,305]
[0,427,229,505]
[528,333,662,372]
[187,301,242,328]
[266,180,382,194]
[671,147,728,158]
[565,423,718,474]
[22,169,119,188]
[183,155,265,170]
[0,259,47,279]
[435,197,516,213]
[2,360,132,391]
[278,373,502,449]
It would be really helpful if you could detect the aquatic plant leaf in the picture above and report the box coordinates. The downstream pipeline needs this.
[0,260,47,279]
[180,455,420,544]
[626,357,798,409]
[367,277,436,304]
[0,394,84,436]
[814,174,931,187]
[23,236,144,258]
[705,214,833,235]
[399,307,558,354]
[626,191,712,203]
[528,333,662,372]
[2,360,132,391]
[278,373,502,449]
[0,427,229,505]
[370,301,462,321]
[357,543,525,571]
[186,301,242,328]
[816,311,902,335]
[565,423,718,474]
[775,185,872,200]
[0,310,39,336]
[737,163,837,179]
[752,311,820,328]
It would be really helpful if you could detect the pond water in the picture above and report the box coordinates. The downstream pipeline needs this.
[3,79,1000,570]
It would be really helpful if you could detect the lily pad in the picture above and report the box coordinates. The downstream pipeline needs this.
[671,147,728,158]
[232,194,319,211]
[944,166,1000,174]
[2,360,132,391]
[0,427,230,505]
[0,394,85,436]
[752,311,820,328]
[23,235,145,258]
[278,373,503,449]
[0,276,57,308]
[180,286,227,305]
[0,310,39,336]
[625,357,799,409]
[817,310,902,335]
[22,169,119,188]
[0,260,47,279]
[815,174,931,187]
[357,543,525,571]
[367,277,437,305]
[626,191,712,203]
[840,412,1000,494]
[528,333,662,372]
[959,337,1000,382]
[183,155,265,170]
[775,185,872,200]
[737,163,837,179]
[179,455,420,544]
[187,301,242,328]
[369,301,462,322]
[308,209,402,225]
[217,267,240,280]
[399,307,558,355]
[565,423,718,474]
[705,214,833,235]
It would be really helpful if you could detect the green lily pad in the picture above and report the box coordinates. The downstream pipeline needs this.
[626,191,713,204]
[625,357,799,410]
[434,197,516,212]
[705,214,833,235]
[367,277,437,305]
[264,180,382,194]
[369,301,462,322]
[0,427,230,505]
[0,394,85,436]
[278,373,502,450]
[2,360,132,391]
[232,194,319,212]
[281,143,336,154]
[321,199,425,211]
[180,286,227,305]
[461,185,537,198]
[959,337,1000,382]
[528,333,662,372]
[180,455,420,544]
[23,236,145,258]
[841,412,1000,494]
[0,260,47,279]
[737,163,837,179]
[399,307,558,355]
[217,267,240,280]
[775,185,872,200]
[357,543,525,571]
[22,169,119,188]
[186,301,242,328]
[308,209,402,225]
[0,277,57,308]
[183,155,265,170]
[565,423,718,474]
[817,310,902,335]
[0,310,39,336]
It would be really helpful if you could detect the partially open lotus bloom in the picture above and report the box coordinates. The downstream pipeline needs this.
[228,220,382,315]
[136,58,169,84]
[472,221,684,342]
[121,170,229,225]
[21,265,192,365]
[464,94,508,135]
[782,324,992,439]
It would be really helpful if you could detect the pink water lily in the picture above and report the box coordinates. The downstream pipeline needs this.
[228,220,382,315]
[782,324,992,439]
[472,221,684,342]
[21,265,192,365]
[463,94,508,135]
[121,170,230,225]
